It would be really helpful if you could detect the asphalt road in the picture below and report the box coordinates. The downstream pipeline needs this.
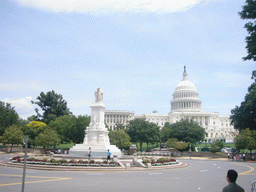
[0,154,255,192]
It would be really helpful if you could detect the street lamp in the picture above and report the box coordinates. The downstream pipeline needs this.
[22,135,29,192]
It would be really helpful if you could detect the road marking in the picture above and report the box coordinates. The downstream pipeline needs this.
[0,173,72,187]
[199,170,208,172]
[237,164,254,175]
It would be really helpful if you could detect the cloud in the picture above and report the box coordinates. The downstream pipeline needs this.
[14,0,205,14]
[1,96,35,119]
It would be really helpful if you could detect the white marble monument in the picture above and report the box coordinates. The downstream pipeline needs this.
[69,87,121,157]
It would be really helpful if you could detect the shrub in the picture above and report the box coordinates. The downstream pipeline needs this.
[12,156,20,160]
[59,159,67,163]
[142,159,150,164]
[69,159,76,163]
[90,160,95,163]
[50,159,58,163]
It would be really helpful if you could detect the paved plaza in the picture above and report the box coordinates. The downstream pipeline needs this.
[0,154,255,192]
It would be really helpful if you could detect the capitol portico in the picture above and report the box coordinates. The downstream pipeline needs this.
[105,67,237,143]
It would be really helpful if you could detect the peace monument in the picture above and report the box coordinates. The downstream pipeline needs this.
[69,87,121,157]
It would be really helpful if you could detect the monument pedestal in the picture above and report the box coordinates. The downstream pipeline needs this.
[69,88,121,158]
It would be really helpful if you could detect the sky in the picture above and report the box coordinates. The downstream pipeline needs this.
[0,0,255,119]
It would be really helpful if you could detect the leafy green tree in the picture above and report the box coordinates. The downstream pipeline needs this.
[31,90,71,124]
[35,127,61,151]
[21,121,47,147]
[0,101,19,136]
[0,125,24,153]
[126,119,147,151]
[49,115,90,143]
[144,122,160,151]
[215,140,224,150]
[230,83,256,131]
[114,122,125,130]
[166,138,188,151]
[210,143,219,157]
[161,118,205,144]
[126,119,160,151]
[235,128,256,153]
[109,129,131,149]
[239,0,256,61]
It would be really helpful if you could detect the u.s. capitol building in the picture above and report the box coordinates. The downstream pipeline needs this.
[104,67,237,143]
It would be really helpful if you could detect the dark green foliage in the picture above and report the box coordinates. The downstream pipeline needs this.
[126,119,160,151]
[239,0,256,61]
[230,83,256,131]
[35,127,61,149]
[0,101,19,136]
[0,125,24,152]
[109,129,131,149]
[235,128,256,153]
[31,90,71,124]
[49,115,90,143]
[161,118,205,144]
[210,143,219,155]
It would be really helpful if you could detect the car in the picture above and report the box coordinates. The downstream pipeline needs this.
[160,144,167,148]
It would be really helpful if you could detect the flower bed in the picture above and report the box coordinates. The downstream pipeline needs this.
[10,156,119,167]
[143,158,179,166]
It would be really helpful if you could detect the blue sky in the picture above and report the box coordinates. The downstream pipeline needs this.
[0,0,255,119]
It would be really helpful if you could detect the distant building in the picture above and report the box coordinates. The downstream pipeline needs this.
[105,67,237,143]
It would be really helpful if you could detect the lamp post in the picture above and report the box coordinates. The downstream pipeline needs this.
[21,135,28,192]
[189,144,192,160]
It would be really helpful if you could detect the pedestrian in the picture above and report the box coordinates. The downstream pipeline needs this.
[243,153,246,161]
[252,155,255,161]
[107,149,112,163]
[233,155,236,162]
[228,153,230,159]
[88,147,92,162]
[222,169,244,192]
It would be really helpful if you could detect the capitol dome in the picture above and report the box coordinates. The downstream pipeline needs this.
[171,66,202,112]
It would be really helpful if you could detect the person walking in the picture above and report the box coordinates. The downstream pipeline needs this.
[222,169,244,192]
[88,147,92,162]
[243,153,246,161]
[107,149,112,163]
[228,153,230,159]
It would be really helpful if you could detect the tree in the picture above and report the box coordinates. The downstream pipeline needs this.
[0,101,19,136]
[239,0,256,61]
[230,83,256,131]
[49,115,90,143]
[35,127,61,152]
[161,118,205,144]
[126,119,160,151]
[166,138,188,151]
[31,90,71,124]
[215,140,224,150]
[144,122,160,151]
[114,122,125,130]
[21,121,47,147]
[0,125,24,153]
[210,143,219,157]
[109,129,131,149]
[235,128,256,153]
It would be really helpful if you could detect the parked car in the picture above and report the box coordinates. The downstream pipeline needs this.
[160,144,167,148]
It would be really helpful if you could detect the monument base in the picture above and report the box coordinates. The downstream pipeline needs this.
[69,144,122,158]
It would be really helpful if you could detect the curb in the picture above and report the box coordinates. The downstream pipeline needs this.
[0,161,188,172]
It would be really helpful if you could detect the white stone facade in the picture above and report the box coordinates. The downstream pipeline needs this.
[105,67,237,143]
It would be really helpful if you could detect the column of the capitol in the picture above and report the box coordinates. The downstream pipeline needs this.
[69,87,121,157]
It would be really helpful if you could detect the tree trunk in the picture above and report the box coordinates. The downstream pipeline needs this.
[10,143,13,153]
[140,141,143,152]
